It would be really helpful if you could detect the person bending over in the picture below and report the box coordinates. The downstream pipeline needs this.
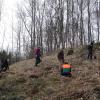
[60,62,72,77]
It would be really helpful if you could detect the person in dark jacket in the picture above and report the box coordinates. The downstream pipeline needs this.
[0,58,9,72]
[4,59,9,71]
[57,49,64,70]
[88,41,94,59]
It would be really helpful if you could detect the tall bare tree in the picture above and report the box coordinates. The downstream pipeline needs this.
[96,0,100,42]
[0,0,3,20]
[87,0,91,43]
[80,0,84,45]
[15,0,100,58]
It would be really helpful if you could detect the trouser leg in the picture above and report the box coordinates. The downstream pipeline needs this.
[90,52,92,59]
[88,51,90,59]
[35,56,41,66]
[35,57,38,66]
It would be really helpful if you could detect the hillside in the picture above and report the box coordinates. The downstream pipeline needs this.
[0,45,100,100]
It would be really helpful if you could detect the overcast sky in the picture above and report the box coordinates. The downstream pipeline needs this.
[0,0,22,52]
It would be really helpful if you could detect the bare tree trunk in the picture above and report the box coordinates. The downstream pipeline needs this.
[31,0,33,50]
[72,0,75,47]
[80,0,84,46]
[12,13,14,59]
[58,0,64,48]
[66,0,72,48]
[65,0,69,48]
[0,0,3,20]
[87,0,91,43]
[30,0,36,57]
[33,0,36,49]
[38,1,45,48]
[96,0,100,42]
[76,0,79,47]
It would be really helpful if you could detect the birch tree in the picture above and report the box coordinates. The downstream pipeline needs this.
[0,0,3,20]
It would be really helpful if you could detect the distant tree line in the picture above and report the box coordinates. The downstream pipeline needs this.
[15,0,100,59]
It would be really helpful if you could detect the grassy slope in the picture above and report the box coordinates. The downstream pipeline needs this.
[0,45,100,100]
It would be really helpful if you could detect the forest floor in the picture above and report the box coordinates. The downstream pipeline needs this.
[0,44,100,100]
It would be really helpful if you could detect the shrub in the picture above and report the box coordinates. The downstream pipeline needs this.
[67,48,74,56]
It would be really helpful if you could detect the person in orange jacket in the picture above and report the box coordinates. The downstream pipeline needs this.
[60,62,72,77]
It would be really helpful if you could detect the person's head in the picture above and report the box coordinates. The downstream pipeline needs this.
[91,41,94,45]
[64,62,68,64]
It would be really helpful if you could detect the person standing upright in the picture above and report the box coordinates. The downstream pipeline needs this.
[34,47,41,66]
[57,49,64,70]
[88,41,94,59]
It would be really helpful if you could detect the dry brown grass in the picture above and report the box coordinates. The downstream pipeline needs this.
[0,45,100,100]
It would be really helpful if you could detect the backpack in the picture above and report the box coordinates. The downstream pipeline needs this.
[62,64,71,73]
